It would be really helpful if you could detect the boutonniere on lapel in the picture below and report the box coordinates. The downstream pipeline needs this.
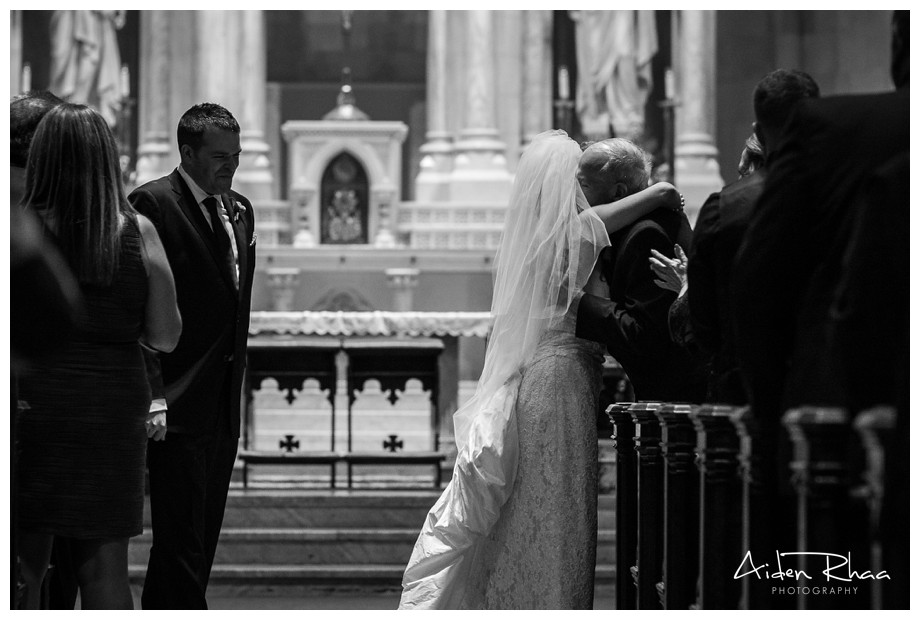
[227,196,247,224]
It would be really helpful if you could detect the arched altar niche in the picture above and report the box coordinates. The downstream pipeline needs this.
[321,152,369,245]
[281,120,408,248]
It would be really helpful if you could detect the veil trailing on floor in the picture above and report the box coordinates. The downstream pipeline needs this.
[398,130,610,609]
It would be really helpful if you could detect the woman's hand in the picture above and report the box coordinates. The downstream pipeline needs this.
[146,410,167,441]
[650,182,684,212]
[649,244,688,295]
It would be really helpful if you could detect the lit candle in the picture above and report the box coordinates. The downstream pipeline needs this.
[21,63,31,94]
[120,64,130,99]
[665,68,675,100]
[558,65,570,101]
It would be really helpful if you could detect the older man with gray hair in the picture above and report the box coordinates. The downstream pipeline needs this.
[575,138,706,403]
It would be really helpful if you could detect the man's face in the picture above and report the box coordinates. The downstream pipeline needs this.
[576,167,602,207]
[577,146,608,207]
[182,128,241,195]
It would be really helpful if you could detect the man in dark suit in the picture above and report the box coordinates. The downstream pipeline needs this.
[731,13,908,607]
[830,152,908,609]
[129,103,257,609]
[732,13,908,432]
[685,69,819,610]
[687,69,819,405]
[575,138,705,403]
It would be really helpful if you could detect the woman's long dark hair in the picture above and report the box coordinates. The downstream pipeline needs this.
[23,103,131,286]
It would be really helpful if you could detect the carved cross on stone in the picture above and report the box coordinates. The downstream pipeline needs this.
[280,434,300,453]
[383,434,403,453]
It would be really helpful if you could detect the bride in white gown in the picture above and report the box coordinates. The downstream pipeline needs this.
[398,130,681,609]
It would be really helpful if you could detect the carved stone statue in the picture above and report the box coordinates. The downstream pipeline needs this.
[570,10,658,142]
[49,10,125,127]
[326,189,363,243]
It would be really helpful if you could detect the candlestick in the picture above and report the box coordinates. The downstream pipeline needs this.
[120,64,130,99]
[21,63,31,94]
[665,68,675,100]
[558,65,570,101]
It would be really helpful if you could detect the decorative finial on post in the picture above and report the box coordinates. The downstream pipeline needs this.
[323,12,369,121]
[342,10,353,41]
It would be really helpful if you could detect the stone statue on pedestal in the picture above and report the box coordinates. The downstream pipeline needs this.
[570,10,658,142]
[49,10,125,127]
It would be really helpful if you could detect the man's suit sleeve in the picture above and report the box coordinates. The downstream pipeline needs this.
[143,346,166,402]
[129,186,162,229]
[576,225,677,359]
[687,192,722,356]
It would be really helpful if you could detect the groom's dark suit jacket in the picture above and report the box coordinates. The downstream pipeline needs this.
[576,207,706,403]
[129,169,256,438]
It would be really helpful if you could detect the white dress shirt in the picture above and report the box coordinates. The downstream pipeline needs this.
[177,165,239,285]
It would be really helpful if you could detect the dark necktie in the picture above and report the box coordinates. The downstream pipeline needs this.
[203,196,234,282]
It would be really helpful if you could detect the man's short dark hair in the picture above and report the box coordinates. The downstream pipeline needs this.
[11,91,64,168]
[753,69,820,136]
[176,102,240,152]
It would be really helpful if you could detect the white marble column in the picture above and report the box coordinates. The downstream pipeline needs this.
[521,10,553,146]
[385,268,421,312]
[373,188,399,248]
[134,11,173,187]
[135,11,272,199]
[195,11,238,108]
[449,11,512,203]
[415,10,454,203]
[673,10,723,226]
[234,10,273,202]
[10,11,22,95]
[333,350,351,456]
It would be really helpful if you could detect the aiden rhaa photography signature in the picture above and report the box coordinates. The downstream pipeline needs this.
[734,551,890,582]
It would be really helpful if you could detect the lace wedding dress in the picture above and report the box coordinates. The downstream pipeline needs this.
[398,131,609,610]
[463,318,605,609]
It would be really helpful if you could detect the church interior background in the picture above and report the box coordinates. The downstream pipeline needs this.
[8,9,899,603]
[10,5,895,484]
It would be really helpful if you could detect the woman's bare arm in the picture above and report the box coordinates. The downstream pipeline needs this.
[137,213,182,352]
[584,182,683,234]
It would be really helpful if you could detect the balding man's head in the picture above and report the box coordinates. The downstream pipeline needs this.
[577,138,651,207]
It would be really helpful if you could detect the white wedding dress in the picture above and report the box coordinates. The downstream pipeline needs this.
[398,131,609,610]
[461,319,605,609]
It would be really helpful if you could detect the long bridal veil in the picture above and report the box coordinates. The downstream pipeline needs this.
[398,131,609,609]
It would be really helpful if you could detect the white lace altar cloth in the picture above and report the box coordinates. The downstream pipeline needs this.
[249,311,493,338]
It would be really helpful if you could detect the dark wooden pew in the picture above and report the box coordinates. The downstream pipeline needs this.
[607,402,637,610]
[656,403,699,609]
[690,404,742,609]
[610,399,903,611]
[631,402,665,609]
[853,405,896,610]
[784,406,872,610]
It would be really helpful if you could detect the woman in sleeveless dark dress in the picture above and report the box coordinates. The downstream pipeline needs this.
[15,104,181,609]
